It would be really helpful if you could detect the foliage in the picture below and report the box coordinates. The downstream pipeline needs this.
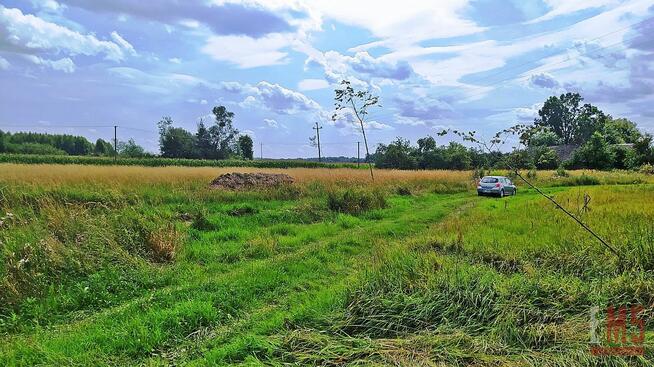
[209,106,239,159]
[602,117,642,144]
[527,129,561,146]
[535,92,608,145]
[0,130,94,155]
[570,132,615,169]
[159,126,196,158]
[5,142,67,155]
[373,138,474,170]
[94,138,114,156]
[118,139,147,158]
[0,153,357,168]
[374,138,417,169]
[238,135,254,160]
[555,166,569,177]
[157,106,240,160]
[531,146,560,169]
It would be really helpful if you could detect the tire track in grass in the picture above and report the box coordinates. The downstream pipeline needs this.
[0,193,470,366]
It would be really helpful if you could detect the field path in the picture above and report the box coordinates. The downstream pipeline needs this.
[1,192,472,366]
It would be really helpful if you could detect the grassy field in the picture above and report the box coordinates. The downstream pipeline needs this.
[0,164,653,366]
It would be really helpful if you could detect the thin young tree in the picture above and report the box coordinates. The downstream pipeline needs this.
[333,80,379,180]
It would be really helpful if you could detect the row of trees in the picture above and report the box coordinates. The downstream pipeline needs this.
[0,130,123,156]
[0,106,254,161]
[157,106,253,160]
[373,93,653,171]
[526,93,650,169]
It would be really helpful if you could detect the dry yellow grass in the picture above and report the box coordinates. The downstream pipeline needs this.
[0,163,473,188]
[0,163,651,190]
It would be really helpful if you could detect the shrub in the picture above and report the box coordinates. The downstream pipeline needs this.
[534,148,560,170]
[553,174,600,187]
[327,189,387,215]
[555,166,569,177]
[527,167,537,179]
[640,163,654,175]
[570,132,614,169]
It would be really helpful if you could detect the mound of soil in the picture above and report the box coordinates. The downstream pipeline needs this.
[210,172,294,190]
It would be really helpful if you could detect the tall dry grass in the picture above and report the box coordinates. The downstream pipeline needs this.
[0,163,473,189]
[1,164,651,192]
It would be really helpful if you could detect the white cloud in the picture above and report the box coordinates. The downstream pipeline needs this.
[311,0,482,42]
[263,118,279,128]
[110,31,136,56]
[0,5,125,61]
[527,0,620,24]
[169,57,182,64]
[298,78,329,91]
[240,81,322,114]
[202,33,292,68]
[29,0,63,13]
[0,56,9,70]
[26,55,75,73]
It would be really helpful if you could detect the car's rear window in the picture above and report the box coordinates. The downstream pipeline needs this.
[481,177,498,183]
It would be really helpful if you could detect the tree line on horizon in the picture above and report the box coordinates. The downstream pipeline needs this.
[372,92,654,171]
[0,105,254,160]
[1,94,653,171]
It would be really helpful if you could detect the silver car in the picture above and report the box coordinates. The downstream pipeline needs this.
[477,176,517,197]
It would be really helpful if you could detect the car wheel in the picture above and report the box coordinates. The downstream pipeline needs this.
[499,189,504,198]
[513,188,517,196]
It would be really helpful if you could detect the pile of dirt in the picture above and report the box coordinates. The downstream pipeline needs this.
[210,172,294,190]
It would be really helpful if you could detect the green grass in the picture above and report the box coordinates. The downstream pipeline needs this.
[1,166,653,366]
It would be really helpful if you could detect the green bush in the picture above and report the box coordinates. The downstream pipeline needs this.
[552,174,600,187]
[327,189,387,215]
[555,166,569,177]
[569,132,614,169]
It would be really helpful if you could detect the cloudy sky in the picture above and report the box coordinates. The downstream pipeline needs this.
[1,0,653,157]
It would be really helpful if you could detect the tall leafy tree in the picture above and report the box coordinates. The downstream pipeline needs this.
[195,119,214,159]
[602,117,642,144]
[118,139,146,158]
[94,138,114,156]
[210,106,239,159]
[238,135,254,160]
[0,130,6,153]
[535,93,606,145]
[160,127,196,158]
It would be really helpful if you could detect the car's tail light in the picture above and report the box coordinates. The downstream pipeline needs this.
[495,183,501,187]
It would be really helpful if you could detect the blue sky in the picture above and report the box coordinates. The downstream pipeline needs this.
[1,0,653,157]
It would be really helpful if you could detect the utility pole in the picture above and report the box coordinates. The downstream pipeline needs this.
[113,125,117,161]
[260,142,263,160]
[357,141,360,167]
[313,122,322,162]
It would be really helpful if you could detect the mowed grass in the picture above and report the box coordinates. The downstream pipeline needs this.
[0,164,653,366]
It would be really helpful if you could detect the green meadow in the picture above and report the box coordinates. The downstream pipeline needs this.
[0,164,652,366]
